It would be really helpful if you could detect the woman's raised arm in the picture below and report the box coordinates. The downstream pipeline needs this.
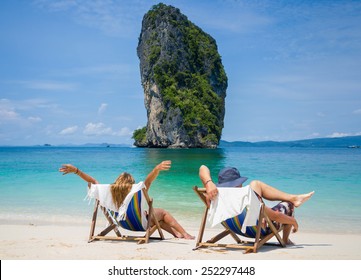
[144,160,171,190]
[59,164,98,188]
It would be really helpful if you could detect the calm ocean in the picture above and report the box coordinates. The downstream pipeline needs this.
[0,146,360,234]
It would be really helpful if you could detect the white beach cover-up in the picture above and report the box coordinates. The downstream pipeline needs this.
[87,182,147,227]
[208,185,261,233]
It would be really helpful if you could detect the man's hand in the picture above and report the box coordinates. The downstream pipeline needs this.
[292,221,299,233]
[205,181,218,207]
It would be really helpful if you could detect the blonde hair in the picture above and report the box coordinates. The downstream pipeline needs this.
[110,172,135,209]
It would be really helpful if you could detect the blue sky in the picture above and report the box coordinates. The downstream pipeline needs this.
[1,0,361,145]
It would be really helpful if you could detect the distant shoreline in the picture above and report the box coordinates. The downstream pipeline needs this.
[220,135,361,148]
[1,135,361,148]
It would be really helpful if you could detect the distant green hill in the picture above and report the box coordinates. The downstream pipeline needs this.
[220,136,361,148]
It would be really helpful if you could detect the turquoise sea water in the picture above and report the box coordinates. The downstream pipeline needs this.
[0,146,360,234]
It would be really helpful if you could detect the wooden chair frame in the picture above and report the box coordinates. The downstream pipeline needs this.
[88,189,164,244]
[193,186,286,253]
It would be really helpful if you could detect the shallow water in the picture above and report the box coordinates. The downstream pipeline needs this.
[0,146,360,233]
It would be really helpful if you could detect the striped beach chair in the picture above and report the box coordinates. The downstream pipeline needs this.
[193,186,286,253]
[88,188,164,244]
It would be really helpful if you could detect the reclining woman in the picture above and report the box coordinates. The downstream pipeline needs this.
[59,160,194,240]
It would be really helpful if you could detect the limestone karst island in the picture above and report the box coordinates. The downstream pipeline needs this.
[133,3,228,148]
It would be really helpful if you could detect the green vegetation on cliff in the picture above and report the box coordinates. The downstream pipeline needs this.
[132,126,147,146]
[136,3,227,147]
[150,4,227,144]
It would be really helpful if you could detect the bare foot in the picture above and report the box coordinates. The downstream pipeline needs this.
[183,233,195,240]
[173,232,184,238]
[172,231,194,239]
[285,239,295,245]
[293,191,315,207]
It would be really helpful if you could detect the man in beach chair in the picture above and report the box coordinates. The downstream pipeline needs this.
[59,161,194,244]
[194,165,314,253]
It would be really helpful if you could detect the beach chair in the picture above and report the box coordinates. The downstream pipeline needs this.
[88,185,164,244]
[193,186,286,253]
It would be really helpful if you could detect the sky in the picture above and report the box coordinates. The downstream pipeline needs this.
[1,0,361,146]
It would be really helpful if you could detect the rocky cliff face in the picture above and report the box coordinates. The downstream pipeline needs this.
[135,3,227,148]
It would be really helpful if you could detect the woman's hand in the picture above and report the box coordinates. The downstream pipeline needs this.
[59,164,77,175]
[155,160,171,172]
[144,160,171,190]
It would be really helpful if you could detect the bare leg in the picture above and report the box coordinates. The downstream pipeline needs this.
[282,225,294,245]
[250,180,314,207]
[158,221,182,238]
[151,208,194,239]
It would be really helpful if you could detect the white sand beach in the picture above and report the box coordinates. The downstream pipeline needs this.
[1,221,360,260]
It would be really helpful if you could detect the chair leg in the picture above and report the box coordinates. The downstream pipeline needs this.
[194,206,208,249]
[148,199,164,240]
[207,229,231,243]
[88,200,100,242]
[253,204,265,252]
[223,224,243,243]
[104,208,122,237]
[144,207,151,244]
[143,191,164,241]
[264,215,286,247]
[98,224,118,236]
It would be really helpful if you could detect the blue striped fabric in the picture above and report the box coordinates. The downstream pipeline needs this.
[221,207,268,238]
[108,190,146,232]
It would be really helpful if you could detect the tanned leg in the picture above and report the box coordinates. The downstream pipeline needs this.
[250,180,314,207]
[158,221,183,238]
[152,208,194,239]
[282,225,294,245]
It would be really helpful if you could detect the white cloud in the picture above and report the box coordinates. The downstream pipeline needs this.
[19,80,77,91]
[28,116,42,122]
[83,122,113,136]
[0,99,19,121]
[0,98,59,125]
[118,127,132,137]
[83,122,132,137]
[60,126,78,135]
[98,103,108,115]
[0,108,19,120]
[328,132,351,138]
[353,109,361,114]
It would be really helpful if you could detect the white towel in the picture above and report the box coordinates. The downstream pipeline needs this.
[87,183,117,211]
[208,185,261,233]
[87,182,146,215]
